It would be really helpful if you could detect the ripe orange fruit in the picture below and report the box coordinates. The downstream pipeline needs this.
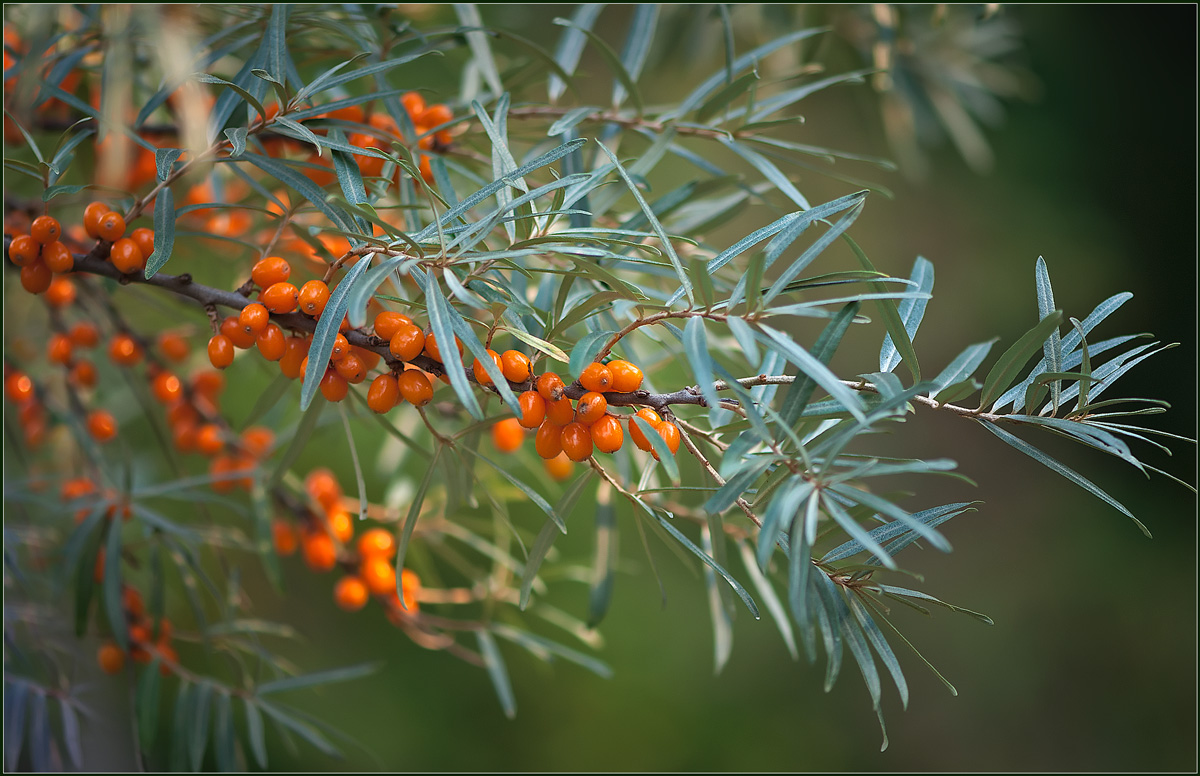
[545,396,575,426]
[575,392,607,425]
[30,215,62,244]
[157,331,189,361]
[402,91,427,120]
[260,282,299,314]
[109,333,143,366]
[69,322,100,348]
[534,421,564,459]
[329,333,351,363]
[256,324,286,361]
[97,642,125,675]
[579,362,613,393]
[656,421,681,457]
[238,303,270,335]
[544,452,573,480]
[108,237,144,273]
[561,422,593,462]
[251,256,291,288]
[335,352,366,383]
[335,576,370,611]
[367,374,399,413]
[500,350,532,383]
[607,360,644,393]
[629,408,662,452]
[272,519,298,556]
[83,201,111,238]
[195,424,224,456]
[306,468,342,509]
[423,332,462,363]
[298,280,330,316]
[319,370,349,402]
[96,211,126,242]
[279,336,309,378]
[45,336,73,369]
[373,311,413,340]
[491,417,524,452]
[358,528,396,559]
[240,426,275,457]
[397,369,433,406]
[151,372,183,404]
[220,315,256,349]
[41,240,73,273]
[208,334,235,369]
[8,234,40,266]
[591,414,624,453]
[130,227,155,259]
[69,360,98,388]
[389,324,425,362]
[87,410,118,442]
[517,390,546,428]
[5,372,34,403]
[536,372,565,402]
[44,276,76,307]
[360,555,397,595]
[472,349,502,385]
[326,508,354,543]
[19,260,52,293]
[418,103,453,128]
[302,531,338,572]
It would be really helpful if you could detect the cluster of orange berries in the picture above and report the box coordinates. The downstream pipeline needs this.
[272,468,421,618]
[339,91,455,185]
[96,586,178,676]
[484,357,682,467]
[8,213,78,298]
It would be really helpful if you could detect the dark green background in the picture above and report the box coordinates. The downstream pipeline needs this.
[12,4,1194,772]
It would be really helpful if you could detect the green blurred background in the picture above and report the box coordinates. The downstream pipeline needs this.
[9,4,1195,772]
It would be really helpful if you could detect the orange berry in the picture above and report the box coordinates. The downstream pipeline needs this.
[5,372,34,403]
[418,103,453,128]
[534,421,564,459]
[302,531,338,572]
[359,555,396,595]
[109,333,143,366]
[298,280,330,317]
[367,373,399,413]
[122,586,145,618]
[389,324,425,362]
[306,468,342,509]
[47,334,73,365]
[656,421,681,457]
[219,315,255,349]
[352,345,380,371]
[256,324,286,361]
[544,452,573,481]
[20,260,52,293]
[272,519,298,556]
[157,331,189,361]
[279,336,309,378]
[536,372,565,402]
[260,282,299,314]
[87,410,118,442]
[108,237,144,274]
[579,362,613,393]
[83,201,111,239]
[517,390,546,428]
[423,332,461,363]
[329,333,351,362]
[500,350,533,384]
[41,240,73,273]
[44,276,76,307]
[193,370,227,401]
[545,396,575,426]
[397,369,433,407]
[208,334,235,369]
[195,424,224,456]
[575,391,607,425]
[607,360,644,393]
[335,352,366,383]
[491,417,524,452]
[151,371,183,404]
[358,528,396,559]
[402,91,427,120]
[334,576,370,611]
[240,426,275,458]
[97,642,125,675]
[326,508,354,544]
[629,408,662,452]
[8,234,39,266]
[96,211,126,242]
[472,349,502,385]
[251,256,291,288]
[130,227,155,260]
[561,422,593,462]
[319,370,349,402]
[238,303,270,335]
[69,360,98,388]
[30,215,62,244]
[69,322,100,348]
[373,311,413,340]
[591,414,624,453]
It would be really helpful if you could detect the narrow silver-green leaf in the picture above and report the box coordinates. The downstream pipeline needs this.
[300,253,375,411]
[258,662,383,696]
[650,510,759,618]
[880,256,933,374]
[477,630,517,719]
[979,310,1064,410]
[144,186,176,278]
[1034,257,1063,414]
